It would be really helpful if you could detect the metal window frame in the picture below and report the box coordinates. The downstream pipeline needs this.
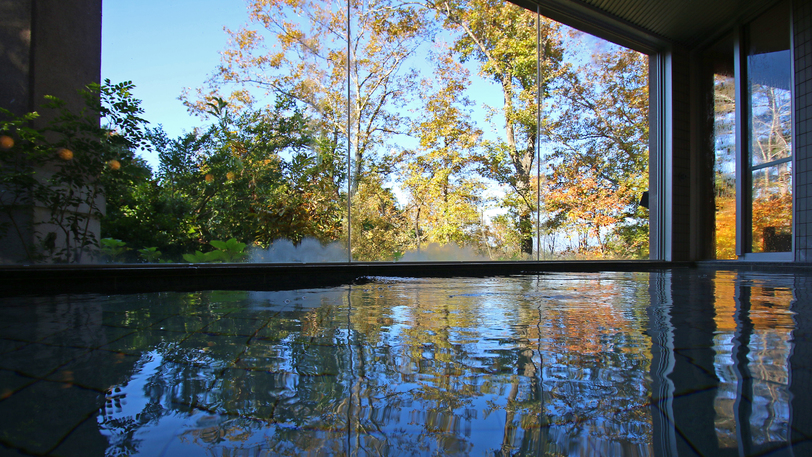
[737,0,795,262]
[649,52,670,261]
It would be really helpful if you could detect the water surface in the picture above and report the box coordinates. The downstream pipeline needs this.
[0,270,809,456]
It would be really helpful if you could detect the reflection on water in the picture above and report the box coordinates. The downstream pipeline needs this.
[0,270,810,456]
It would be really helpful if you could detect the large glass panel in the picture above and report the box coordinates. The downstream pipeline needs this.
[706,34,737,259]
[348,0,649,262]
[1,0,649,264]
[347,0,542,261]
[345,0,444,261]
[747,0,792,254]
[752,163,793,253]
[541,36,650,260]
[439,0,542,261]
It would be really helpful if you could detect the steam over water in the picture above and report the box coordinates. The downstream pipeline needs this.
[249,237,488,262]
[249,238,347,263]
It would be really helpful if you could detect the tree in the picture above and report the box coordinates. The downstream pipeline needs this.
[100,151,180,261]
[192,97,344,246]
[106,96,346,260]
[399,49,485,251]
[749,79,792,253]
[185,0,433,197]
[427,0,569,255]
[712,73,737,259]
[544,46,649,258]
[349,175,409,260]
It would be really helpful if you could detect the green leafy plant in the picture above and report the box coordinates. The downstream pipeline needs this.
[181,249,223,263]
[137,246,166,263]
[0,80,149,263]
[100,238,129,262]
[182,238,247,263]
[209,238,248,262]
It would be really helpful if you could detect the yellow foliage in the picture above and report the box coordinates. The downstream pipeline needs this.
[715,196,736,259]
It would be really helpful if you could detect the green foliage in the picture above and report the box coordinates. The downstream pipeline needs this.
[0,80,149,263]
[399,51,486,252]
[150,96,345,251]
[429,0,569,255]
[184,0,433,200]
[137,247,166,263]
[182,250,219,263]
[350,178,409,261]
[209,238,248,262]
[174,0,648,260]
[544,47,649,258]
[99,94,346,262]
[182,238,247,263]
[0,3,654,263]
[100,238,129,262]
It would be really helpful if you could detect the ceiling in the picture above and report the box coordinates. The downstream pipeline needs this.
[515,0,783,52]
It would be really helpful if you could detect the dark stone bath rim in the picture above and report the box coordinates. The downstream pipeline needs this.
[0,261,809,297]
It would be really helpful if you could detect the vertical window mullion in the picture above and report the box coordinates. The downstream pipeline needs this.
[734,25,748,257]
[536,4,541,261]
[346,0,352,262]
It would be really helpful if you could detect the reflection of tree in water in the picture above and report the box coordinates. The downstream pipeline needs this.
[97,278,653,455]
[528,275,652,454]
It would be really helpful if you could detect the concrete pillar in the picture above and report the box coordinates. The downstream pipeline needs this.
[0,0,101,263]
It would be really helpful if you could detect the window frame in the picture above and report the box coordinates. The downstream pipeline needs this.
[736,0,795,261]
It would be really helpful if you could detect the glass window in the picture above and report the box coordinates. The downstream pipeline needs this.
[706,33,737,259]
[0,0,650,264]
[747,0,792,254]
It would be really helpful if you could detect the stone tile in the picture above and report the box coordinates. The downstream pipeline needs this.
[197,316,265,338]
[0,338,29,356]
[49,416,110,457]
[0,380,103,455]
[165,332,248,369]
[44,349,143,393]
[0,369,37,401]
[153,314,211,334]
[96,328,185,355]
[0,342,91,379]
[234,341,296,373]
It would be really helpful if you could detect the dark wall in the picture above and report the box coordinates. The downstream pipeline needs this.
[0,0,101,264]
[0,0,33,116]
[794,0,812,262]
[670,48,694,260]
[30,0,102,118]
[1,0,100,116]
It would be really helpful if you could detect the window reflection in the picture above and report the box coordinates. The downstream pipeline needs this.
[712,276,794,451]
[752,163,792,253]
[747,0,792,253]
[2,271,808,454]
[747,285,793,446]
[706,33,737,259]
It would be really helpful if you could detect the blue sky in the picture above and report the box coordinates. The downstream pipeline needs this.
[102,0,248,167]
